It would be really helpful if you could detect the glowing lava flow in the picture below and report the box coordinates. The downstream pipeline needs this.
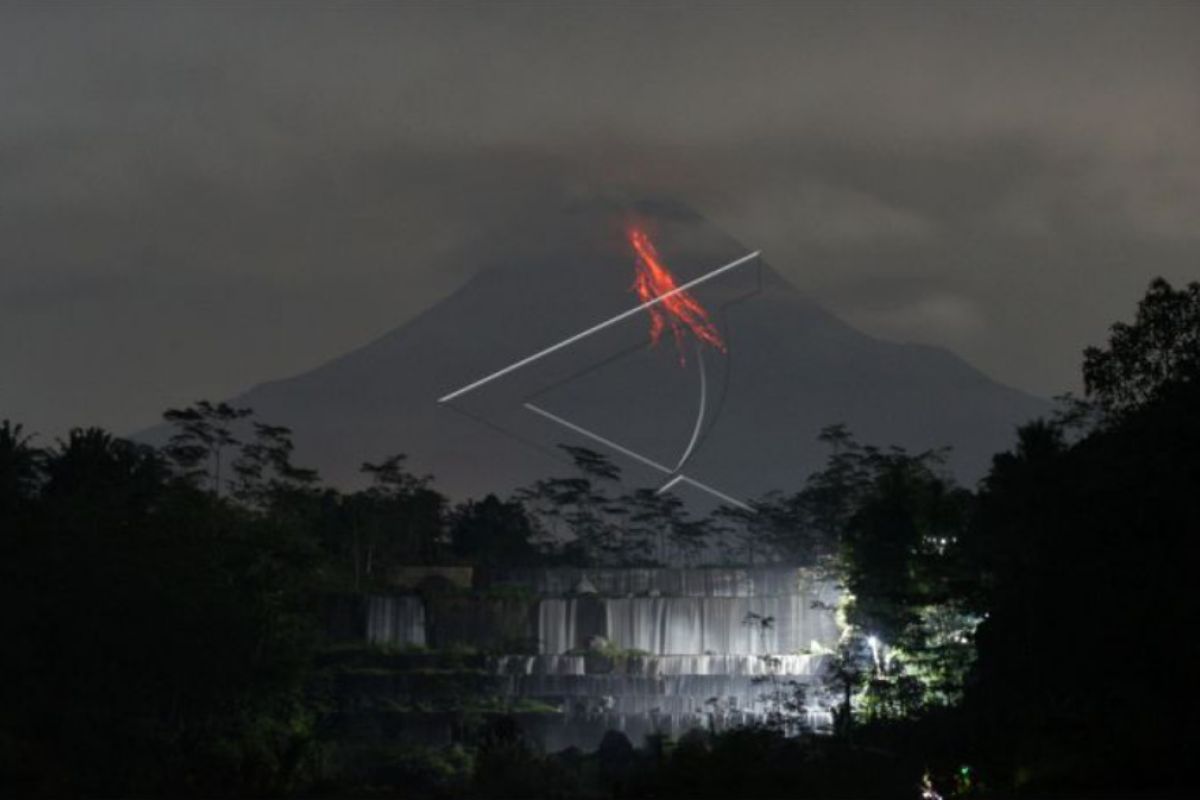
[629,227,726,362]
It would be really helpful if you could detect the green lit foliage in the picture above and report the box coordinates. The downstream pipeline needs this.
[855,603,980,722]
[839,445,970,642]
[796,427,980,724]
[818,636,869,736]
[906,602,980,706]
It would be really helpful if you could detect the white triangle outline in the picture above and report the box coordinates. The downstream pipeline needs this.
[435,249,760,510]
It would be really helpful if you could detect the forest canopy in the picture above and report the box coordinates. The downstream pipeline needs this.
[1,278,1195,797]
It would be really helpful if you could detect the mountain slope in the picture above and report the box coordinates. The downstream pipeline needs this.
[181,198,1049,501]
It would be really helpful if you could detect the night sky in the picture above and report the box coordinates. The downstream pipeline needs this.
[3,2,1198,439]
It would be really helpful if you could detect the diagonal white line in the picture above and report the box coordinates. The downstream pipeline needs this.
[437,250,760,403]
[657,474,686,494]
[523,403,673,475]
[525,403,753,511]
[676,475,752,512]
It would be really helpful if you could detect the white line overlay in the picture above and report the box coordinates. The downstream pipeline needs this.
[523,403,673,475]
[437,250,759,403]
[673,343,707,473]
[524,402,752,511]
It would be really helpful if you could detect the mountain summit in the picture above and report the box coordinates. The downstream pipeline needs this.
[207,198,1047,502]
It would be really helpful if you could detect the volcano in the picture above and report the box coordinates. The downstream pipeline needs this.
[163,197,1048,502]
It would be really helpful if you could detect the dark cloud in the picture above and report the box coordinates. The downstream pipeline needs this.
[2,1,1198,438]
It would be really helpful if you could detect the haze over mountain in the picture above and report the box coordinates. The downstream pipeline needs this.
[154,197,1049,503]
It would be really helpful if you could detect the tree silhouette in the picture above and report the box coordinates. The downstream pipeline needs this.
[0,420,41,515]
[162,401,252,495]
[356,454,446,571]
[450,494,538,565]
[1083,277,1200,417]
[517,445,626,565]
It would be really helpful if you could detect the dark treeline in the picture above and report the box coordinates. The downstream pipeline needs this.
[1,278,1195,797]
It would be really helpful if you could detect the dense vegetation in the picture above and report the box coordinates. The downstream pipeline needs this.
[1,278,1194,797]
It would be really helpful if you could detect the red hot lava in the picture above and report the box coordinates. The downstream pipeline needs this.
[629,226,726,363]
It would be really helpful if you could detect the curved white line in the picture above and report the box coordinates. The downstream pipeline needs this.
[672,343,707,472]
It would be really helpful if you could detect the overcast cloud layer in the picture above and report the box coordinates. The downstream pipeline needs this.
[2,2,1198,440]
